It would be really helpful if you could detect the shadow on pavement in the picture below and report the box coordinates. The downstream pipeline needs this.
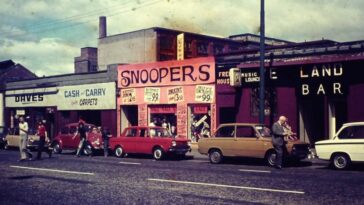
[8,175,92,184]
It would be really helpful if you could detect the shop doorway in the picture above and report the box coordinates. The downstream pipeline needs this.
[78,110,101,126]
[188,104,211,142]
[299,97,325,145]
[149,105,177,134]
[121,105,138,132]
[219,107,236,124]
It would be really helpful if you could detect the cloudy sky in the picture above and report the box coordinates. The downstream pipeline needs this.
[1,0,363,76]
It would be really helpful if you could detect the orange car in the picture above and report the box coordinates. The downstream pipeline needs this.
[198,123,310,165]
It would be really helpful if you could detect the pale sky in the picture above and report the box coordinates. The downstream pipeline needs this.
[1,0,363,76]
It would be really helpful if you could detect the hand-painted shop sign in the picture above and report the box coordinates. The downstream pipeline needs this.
[144,87,160,103]
[118,57,215,88]
[167,86,184,103]
[15,94,44,103]
[195,85,215,103]
[299,63,345,96]
[58,82,116,110]
[121,88,137,104]
[5,88,58,107]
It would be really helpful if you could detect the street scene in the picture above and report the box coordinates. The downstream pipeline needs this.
[1,0,364,205]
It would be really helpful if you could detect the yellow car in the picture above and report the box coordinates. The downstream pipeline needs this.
[198,123,310,165]
[5,128,42,150]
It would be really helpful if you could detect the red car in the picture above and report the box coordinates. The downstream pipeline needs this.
[110,126,191,160]
[52,123,104,155]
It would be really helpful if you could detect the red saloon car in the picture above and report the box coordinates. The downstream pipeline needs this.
[110,126,191,160]
[52,123,104,155]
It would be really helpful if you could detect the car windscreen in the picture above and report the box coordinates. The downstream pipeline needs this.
[255,125,272,137]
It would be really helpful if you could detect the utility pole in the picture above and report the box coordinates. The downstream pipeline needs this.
[259,0,265,124]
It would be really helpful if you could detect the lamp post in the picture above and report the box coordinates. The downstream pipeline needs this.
[259,0,265,124]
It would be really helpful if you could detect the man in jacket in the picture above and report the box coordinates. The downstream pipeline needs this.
[271,116,287,169]
[18,116,33,161]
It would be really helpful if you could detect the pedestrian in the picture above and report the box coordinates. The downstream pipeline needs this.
[73,122,88,157]
[18,116,33,162]
[36,120,52,160]
[271,116,287,169]
[101,127,111,157]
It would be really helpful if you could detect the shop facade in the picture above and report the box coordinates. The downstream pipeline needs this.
[5,70,117,138]
[216,48,364,146]
[117,57,216,142]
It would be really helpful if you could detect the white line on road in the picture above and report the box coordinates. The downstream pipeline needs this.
[238,169,271,173]
[119,161,141,165]
[147,178,305,194]
[10,165,94,175]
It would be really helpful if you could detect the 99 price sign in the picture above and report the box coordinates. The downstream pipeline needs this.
[195,85,214,103]
[144,87,160,103]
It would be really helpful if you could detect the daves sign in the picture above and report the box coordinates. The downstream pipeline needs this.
[300,63,345,96]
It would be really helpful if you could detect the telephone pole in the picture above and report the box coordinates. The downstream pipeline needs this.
[259,0,266,124]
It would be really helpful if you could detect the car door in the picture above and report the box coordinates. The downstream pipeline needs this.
[213,125,236,156]
[122,128,139,153]
[337,125,364,161]
[233,125,264,158]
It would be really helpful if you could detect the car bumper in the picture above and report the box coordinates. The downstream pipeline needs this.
[168,147,191,155]
[290,150,309,159]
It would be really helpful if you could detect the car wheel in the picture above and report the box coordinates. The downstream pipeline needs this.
[53,142,62,154]
[209,149,223,164]
[153,148,164,160]
[332,153,351,170]
[265,150,276,167]
[115,146,124,158]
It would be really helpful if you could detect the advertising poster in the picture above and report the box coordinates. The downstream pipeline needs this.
[195,85,215,103]
[167,86,184,104]
[144,87,160,103]
[121,88,136,104]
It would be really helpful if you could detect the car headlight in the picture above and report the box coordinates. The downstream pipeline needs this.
[95,138,100,145]
[292,145,296,151]
[187,141,191,147]
[171,141,177,147]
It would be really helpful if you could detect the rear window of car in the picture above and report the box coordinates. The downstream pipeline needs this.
[338,125,364,139]
[216,126,235,138]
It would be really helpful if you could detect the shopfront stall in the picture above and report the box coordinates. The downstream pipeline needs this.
[117,57,216,141]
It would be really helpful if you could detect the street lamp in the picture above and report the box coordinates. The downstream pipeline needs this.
[259,0,265,124]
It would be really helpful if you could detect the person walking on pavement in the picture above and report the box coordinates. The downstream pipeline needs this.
[36,120,52,160]
[18,116,33,161]
[73,122,88,157]
[271,116,288,169]
[101,127,111,157]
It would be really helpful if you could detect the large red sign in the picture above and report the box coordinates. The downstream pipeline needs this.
[118,57,215,88]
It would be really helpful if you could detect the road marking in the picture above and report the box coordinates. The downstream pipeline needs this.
[238,169,271,173]
[10,165,94,175]
[147,178,305,194]
[119,161,141,165]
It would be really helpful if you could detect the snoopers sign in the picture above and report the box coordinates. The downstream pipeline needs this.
[118,57,215,88]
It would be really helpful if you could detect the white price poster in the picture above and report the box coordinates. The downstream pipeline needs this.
[195,85,214,103]
[144,87,160,103]
[167,86,184,103]
[121,88,136,104]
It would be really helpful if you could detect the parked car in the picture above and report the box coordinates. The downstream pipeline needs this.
[198,123,310,165]
[315,122,364,170]
[4,127,41,150]
[110,126,191,160]
[51,123,104,155]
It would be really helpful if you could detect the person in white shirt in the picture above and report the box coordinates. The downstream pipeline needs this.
[18,116,33,161]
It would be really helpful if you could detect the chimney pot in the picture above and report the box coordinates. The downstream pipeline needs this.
[99,16,107,38]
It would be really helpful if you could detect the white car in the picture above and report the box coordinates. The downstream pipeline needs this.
[315,122,364,170]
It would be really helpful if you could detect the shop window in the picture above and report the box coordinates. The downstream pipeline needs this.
[190,105,211,142]
[251,88,277,116]
[215,126,235,138]
[236,126,256,138]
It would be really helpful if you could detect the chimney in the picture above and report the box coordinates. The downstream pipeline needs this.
[99,16,107,38]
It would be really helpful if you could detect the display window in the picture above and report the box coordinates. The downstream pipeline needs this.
[189,104,211,142]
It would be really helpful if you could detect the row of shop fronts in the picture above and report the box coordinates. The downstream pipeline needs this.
[4,53,364,145]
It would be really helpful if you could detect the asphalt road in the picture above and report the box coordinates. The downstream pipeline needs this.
[0,149,363,205]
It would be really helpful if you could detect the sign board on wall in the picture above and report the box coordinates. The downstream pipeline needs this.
[167,86,184,103]
[118,57,215,88]
[195,85,215,103]
[5,87,58,107]
[58,82,116,110]
[177,33,184,60]
[121,88,136,104]
[144,87,160,103]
